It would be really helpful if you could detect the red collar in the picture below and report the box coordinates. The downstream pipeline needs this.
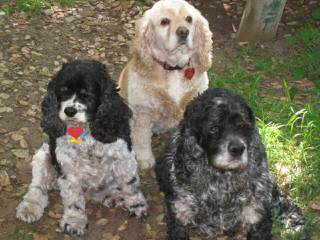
[153,57,186,71]
[153,57,195,80]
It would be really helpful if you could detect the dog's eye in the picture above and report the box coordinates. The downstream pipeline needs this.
[186,16,193,23]
[161,18,171,26]
[210,127,220,135]
[239,122,250,129]
[79,89,91,98]
[60,86,69,93]
[80,89,87,95]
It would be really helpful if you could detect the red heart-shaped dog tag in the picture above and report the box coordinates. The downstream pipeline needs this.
[184,68,195,80]
[67,127,83,139]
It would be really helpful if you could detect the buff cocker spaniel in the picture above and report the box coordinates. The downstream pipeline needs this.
[119,0,213,169]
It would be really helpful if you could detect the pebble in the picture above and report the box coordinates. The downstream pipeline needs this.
[117,220,128,231]
[102,233,121,240]
[0,93,10,100]
[0,107,13,113]
[10,133,24,141]
[309,196,320,212]
[0,170,10,187]
[96,218,109,226]
[12,149,29,159]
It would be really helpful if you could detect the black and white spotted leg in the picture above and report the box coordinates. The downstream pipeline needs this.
[121,176,148,219]
[166,201,190,240]
[247,209,273,240]
[16,143,57,223]
[58,175,88,236]
[110,140,148,219]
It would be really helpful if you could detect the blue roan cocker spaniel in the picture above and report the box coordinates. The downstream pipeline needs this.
[16,60,148,235]
[157,89,307,240]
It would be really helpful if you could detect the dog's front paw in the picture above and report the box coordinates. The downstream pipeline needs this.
[138,157,155,170]
[103,196,125,208]
[128,202,148,220]
[16,200,44,223]
[59,213,88,236]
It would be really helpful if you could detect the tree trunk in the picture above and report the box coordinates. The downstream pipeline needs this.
[236,0,287,42]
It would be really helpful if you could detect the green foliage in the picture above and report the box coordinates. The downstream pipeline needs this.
[8,230,33,240]
[311,8,320,20]
[58,0,78,6]
[286,25,320,85]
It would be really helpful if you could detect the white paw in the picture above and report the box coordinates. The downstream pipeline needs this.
[59,213,88,236]
[103,196,125,208]
[128,199,148,220]
[138,156,155,170]
[16,200,44,223]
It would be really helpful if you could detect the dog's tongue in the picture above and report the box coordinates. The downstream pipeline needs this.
[67,126,84,139]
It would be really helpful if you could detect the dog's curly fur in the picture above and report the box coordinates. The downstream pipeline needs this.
[157,89,307,240]
[16,60,148,235]
[118,0,212,170]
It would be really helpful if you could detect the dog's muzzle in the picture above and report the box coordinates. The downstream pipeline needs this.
[176,26,189,42]
[64,107,77,118]
[228,140,246,158]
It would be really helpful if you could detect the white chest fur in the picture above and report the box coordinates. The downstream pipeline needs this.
[167,71,191,103]
[166,71,209,103]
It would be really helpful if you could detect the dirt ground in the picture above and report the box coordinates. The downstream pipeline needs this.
[0,0,319,239]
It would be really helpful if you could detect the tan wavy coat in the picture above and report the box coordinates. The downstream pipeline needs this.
[118,0,213,169]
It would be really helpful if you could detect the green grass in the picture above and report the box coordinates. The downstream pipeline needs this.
[209,18,320,238]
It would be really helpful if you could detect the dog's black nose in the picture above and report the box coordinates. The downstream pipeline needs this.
[176,26,189,40]
[228,141,245,157]
[64,107,77,117]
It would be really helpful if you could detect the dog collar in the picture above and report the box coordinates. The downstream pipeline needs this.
[67,126,94,144]
[153,57,195,80]
[153,57,184,71]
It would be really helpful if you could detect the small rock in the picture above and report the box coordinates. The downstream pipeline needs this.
[0,107,13,113]
[48,211,62,219]
[287,21,299,26]
[40,67,51,77]
[65,16,76,23]
[96,3,106,10]
[117,34,125,42]
[120,56,128,62]
[0,170,10,187]
[20,139,28,148]
[43,8,54,15]
[96,218,109,226]
[0,93,10,100]
[117,220,127,231]
[309,196,320,212]
[102,233,120,240]
[156,213,164,224]
[12,149,29,159]
[33,234,49,240]
[11,133,24,141]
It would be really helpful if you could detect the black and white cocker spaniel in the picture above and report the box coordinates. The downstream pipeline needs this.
[16,60,148,235]
[157,88,306,240]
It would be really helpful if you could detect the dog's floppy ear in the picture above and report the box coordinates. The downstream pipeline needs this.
[41,75,66,138]
[131,12,154,69]
[193,12,213,73]
[182,97,209,141]
[90,66,132,148]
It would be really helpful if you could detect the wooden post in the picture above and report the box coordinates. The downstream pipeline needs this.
[236,0,287,42]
